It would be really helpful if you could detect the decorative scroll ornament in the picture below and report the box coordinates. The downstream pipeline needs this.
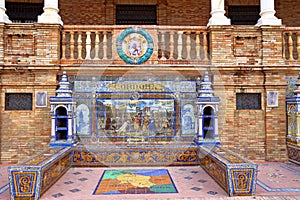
[19,176,31,193]
[116,27,154,64]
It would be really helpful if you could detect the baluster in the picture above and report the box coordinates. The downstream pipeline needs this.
[195,31,201,60]
[94,31,100,60]
[282,32,286,59]
[297,33,300,60]
[61,31,66,59]
[86,31,91,60]
[78,32,83,60]
[103,31,107,60]
[186,31,191,60]
[169,31,174,60]
[177,31,183,60]
[203,32,209,61]
[70,31,75,59]
[160,31,166,60]
[288,33,294,60]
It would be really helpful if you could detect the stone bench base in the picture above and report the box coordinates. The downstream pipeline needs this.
[198,145,257,196]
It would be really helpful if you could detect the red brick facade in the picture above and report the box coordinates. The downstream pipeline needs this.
[0,0,300,164]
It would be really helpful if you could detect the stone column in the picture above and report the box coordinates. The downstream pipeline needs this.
[256,0,281,26]
[38,0,63,25]
[207,0,230,26]
[0,0,11,23]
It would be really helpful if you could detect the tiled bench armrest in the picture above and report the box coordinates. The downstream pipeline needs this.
[8,147,72,200]
[198,145,258,196]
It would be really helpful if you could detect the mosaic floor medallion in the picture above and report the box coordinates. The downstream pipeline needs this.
[93,169,178,195]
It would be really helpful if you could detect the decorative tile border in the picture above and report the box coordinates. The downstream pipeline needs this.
[257,180,300,192]
[72,146,200,166]
[257,163,300,192]
[0,184,9,194]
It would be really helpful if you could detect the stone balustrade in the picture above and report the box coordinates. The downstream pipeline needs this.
[1,24,300,68]
[283,28,300,61]
[61,25,210,65]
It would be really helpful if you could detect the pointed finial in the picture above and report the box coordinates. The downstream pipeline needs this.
[56,71,72,97]
[198,71,214,97]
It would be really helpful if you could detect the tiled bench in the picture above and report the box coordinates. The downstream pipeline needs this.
[7,144,200,199]
[198,145,258,196]
[8,147,72,200]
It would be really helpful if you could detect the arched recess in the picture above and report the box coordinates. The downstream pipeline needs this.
[55,106,68,140]
[202,106,214,139]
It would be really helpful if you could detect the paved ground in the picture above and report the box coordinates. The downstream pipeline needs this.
[0,162,299,200]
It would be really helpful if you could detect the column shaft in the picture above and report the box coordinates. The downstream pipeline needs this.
[256,0,282,26]
[38,0,63,25]
[207,0,230,26]
[0,0,11,23]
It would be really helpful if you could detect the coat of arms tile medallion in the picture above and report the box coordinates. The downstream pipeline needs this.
[116,27,154,64]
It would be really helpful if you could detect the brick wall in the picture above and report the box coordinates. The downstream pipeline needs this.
[3,24,61,66]
[264,72,288,161]
[58,0,210,26]
[214,71,267,161]
[208,25,288,161]
[166,0,210,26]
[1,0,300,163]
[0,24,61,164]
[0,71,57,164]
[59,0,105,25]
[276,0,300,27]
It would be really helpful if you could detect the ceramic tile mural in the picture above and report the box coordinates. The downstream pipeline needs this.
[96,99,175,138]
[73,79,198,140]
[76,99,92,136]
[181,101,196,135]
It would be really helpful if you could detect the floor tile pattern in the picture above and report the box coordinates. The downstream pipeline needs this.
[0,165,9,195]
[256,163,300,193]
[0,162,299,200]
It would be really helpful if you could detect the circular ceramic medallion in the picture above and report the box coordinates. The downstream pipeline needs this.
[116,27,154,64]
